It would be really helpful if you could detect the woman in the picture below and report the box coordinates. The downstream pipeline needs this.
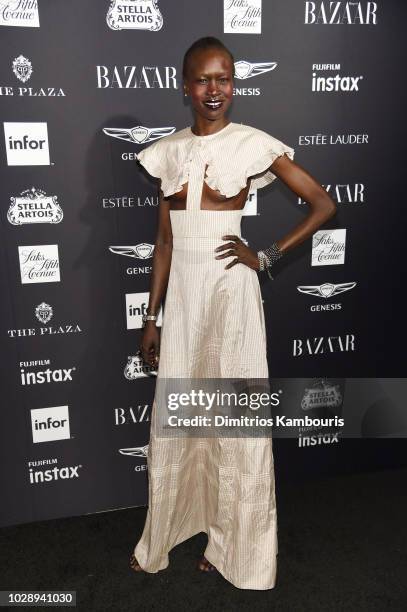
[130,36,336,590]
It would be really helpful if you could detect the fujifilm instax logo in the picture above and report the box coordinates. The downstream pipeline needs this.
[3,122,50,165]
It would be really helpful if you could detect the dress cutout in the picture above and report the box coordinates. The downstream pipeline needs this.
[134,122,294,590]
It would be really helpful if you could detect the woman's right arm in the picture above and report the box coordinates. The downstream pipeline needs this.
[140,182,173,366]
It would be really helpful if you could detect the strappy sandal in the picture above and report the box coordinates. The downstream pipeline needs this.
[197,555,218,573]
[129,552,143,572]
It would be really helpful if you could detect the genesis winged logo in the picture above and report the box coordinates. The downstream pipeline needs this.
[109,244,154,259]
[297,282,357,298]
[103,125,175,144]
[119,445,149,457]
[234,60,277,80]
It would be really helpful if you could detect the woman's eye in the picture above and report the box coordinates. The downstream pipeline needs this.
[219,77,228,83]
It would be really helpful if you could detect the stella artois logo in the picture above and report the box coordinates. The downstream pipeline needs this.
[12,55,33,82]
[106,0,163,31]
[35,303,53,325]
[7,188,63,225]
[301,379,343,411]
[124,353,157,379]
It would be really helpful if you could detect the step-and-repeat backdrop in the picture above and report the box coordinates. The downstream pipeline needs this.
[1,1,406,527]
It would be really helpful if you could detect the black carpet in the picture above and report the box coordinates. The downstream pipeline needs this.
[1,466,406,612]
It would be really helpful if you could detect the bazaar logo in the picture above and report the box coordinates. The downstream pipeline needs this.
[12,54,32,82]
[109,244,154,259]
[304,2,378,25]
[234,60,276,79]
[224,0,262,34]
[96,65,177,88]
[297,281,356,298]
[0,0,40,27]
[103,125,175,145]
[124,353,157,379]
[8,188,63,225]
[106,0,163,31]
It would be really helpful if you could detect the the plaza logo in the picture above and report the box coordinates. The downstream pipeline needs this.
[124,354,157,379]
[8,188,63,225]
[106,0,163,31]
[312,64,363,92]
[31,405,71,443]
[110,244,154,275]
[12,54,32,81]
[3,122,50,165]
[126,292,163,329]
[103,125,175,148]
[304,2,378,25]
[224,0,262,34]
[293,334,356,356]
[114,404,150,425]
[28,458,83,485]
[0,55,66,97]
[299,134,369,147]
[233,60,276,96]
[0,0,40,28]
[297,281,356,299]
[19,359,76,386]
[7,302,82,339]
[18,244,60,284]
[96,65,176,88]
[311,229,346,266]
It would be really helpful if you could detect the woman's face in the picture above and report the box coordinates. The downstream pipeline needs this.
[184,48,234,122]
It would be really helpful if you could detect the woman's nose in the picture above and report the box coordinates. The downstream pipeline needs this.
[207,81,219,95]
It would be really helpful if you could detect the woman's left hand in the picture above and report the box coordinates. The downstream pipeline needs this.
[214,234,260,271]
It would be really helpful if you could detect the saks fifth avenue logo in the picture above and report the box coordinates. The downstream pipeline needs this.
[233,60,276,96]
[18,244,60,284]
[311,229,346,266]
[298,183,365,205]
[7,302,82,339]
[304,2,378,25]
[103,125,175,145]
[31,405,71,443]
[126,292,163,329]
[8,188,63,225]
[19,359,76,386]
[28,458,83,485]
[297,281,356,312]
[301,379,343,411]
[0,55,66,96]
[293,334,356,357]
[124,354,157,379]
[106,0,163,31]
[312,64,363,92]
[299,134,369,147]
[114,404,150,425]
[0,0,39,27]
[224,0,262,34]
[96,65,176,88]
[3,122,50,165]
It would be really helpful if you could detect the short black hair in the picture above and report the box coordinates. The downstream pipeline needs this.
[182,36,235,79]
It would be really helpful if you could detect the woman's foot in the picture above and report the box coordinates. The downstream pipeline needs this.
[130,553,143,572]
[197,556,217,572]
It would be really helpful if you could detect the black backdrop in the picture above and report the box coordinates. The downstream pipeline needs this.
[1,1,406,527]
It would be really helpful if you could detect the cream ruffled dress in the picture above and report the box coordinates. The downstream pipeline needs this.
[133,122,294,590]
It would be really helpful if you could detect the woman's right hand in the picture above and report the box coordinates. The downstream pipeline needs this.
[140,323,160,368]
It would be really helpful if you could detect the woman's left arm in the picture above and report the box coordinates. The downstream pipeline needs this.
[269,154,337,253]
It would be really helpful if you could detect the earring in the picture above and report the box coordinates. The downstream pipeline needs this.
[184,91,188,97]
